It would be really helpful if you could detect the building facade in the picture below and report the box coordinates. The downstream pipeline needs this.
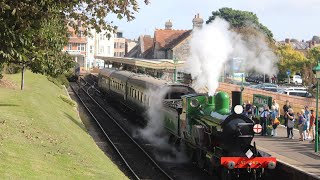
[114,31,126,57]
[63,26,87,70]
[87,29,114,69]
[126,14,204,62]
[63,22,118,70]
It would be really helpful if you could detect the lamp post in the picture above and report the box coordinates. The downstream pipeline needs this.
[240,74,244,105]
[312,58,320,153]
[173,57,178,82]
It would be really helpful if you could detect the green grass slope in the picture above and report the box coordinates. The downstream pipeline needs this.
[0,71,127,179]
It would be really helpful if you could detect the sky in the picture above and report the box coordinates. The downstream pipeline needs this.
[109,0,320,41]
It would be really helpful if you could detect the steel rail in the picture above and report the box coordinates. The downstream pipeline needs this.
[70,81,173,180]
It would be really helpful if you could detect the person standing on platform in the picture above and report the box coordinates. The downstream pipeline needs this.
[287,108,295,139]
[260,105,270,136]
[283,100,291,127]
[298,110,306,141]
[245,100,253,119]
[272,99,280,118]
[304,106,311,139]
[270,105,279,137]
[309,110,316,142]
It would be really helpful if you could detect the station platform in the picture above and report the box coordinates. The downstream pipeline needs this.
[254,125,320,179]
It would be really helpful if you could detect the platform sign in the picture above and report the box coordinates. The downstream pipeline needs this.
[253,94,272,111]
[253,124,262,134]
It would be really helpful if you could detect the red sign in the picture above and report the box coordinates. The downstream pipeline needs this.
[253,124,262,134]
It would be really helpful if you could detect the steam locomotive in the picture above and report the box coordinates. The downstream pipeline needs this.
[97,68,276,179]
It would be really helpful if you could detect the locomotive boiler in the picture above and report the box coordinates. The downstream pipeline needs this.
[97,68,276,179]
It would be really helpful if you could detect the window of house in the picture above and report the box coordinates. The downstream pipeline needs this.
[107,46,110,55]
[100,34,105,40]
[77,44,85,51]
[114,42,117,48]
[67,44,72,50]
[90,46,93,54]
[82,44,85,51]
[77,31,83,37]
[99,46,104,54]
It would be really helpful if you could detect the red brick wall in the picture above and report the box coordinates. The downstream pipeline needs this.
[216,82,317,114]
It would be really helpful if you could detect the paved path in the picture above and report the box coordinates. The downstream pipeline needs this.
[254,125,320,179]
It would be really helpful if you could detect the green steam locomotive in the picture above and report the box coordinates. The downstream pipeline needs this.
[97,68,276,179]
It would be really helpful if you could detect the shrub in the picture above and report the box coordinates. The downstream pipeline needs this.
[47,76,63,88]
[47,74,70,88]
[59,95,76,107]
[4,63,21,74]
[57,74,70,87]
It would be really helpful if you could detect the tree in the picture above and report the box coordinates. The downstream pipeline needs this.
[277,45,307,82]
[304,47,320,85]
[206,7,273,40]
[0,0,149,89]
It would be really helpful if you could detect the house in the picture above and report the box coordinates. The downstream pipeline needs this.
[126,14,204,62]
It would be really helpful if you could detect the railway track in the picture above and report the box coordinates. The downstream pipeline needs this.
[70,80,174,180]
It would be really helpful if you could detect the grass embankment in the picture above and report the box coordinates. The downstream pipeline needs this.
[0,71,127,179]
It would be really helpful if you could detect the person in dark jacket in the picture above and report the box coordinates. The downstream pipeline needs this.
[260,105,270,136]
[283,100,291,127]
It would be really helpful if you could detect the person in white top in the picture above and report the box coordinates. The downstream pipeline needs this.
[272,99,280,118]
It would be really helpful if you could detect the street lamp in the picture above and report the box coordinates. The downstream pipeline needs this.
[312,58,320,153]
[173,57,178,82]
[240,74,244,105]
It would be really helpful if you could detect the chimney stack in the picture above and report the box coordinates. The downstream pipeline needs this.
[309,41,313,48]
[285,38,290,43]
[165,19,173,30]
[192,13,204,29]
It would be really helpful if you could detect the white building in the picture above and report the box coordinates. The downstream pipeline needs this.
[86,29,115,69]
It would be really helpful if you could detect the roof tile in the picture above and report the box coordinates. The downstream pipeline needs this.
[154,29,191,50]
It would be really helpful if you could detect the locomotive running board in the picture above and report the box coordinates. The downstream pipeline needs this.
[237,123,254,126]
[238,135,254,137]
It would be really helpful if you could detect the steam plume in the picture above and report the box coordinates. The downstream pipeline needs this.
[185,17,278,95]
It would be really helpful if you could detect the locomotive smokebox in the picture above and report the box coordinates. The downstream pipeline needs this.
[231,91,241,113]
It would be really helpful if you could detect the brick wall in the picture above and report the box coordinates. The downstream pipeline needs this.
[216,82,317,114]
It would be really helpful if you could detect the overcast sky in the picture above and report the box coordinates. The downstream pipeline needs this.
[110,0,320,41]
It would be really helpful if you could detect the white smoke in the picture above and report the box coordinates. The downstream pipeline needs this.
[185,17,278,95]
[134,86,188,163]
[137,86,169,146]
[185,18,234,95]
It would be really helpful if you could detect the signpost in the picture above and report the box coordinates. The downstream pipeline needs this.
[287,70,291,84]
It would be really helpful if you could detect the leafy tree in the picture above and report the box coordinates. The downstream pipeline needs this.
[304,47,320,85]
[0,0,149,89]
[277,45,307,82]
[206,7,273,40]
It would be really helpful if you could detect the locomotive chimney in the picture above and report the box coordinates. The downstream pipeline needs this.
[231,91,241,113]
